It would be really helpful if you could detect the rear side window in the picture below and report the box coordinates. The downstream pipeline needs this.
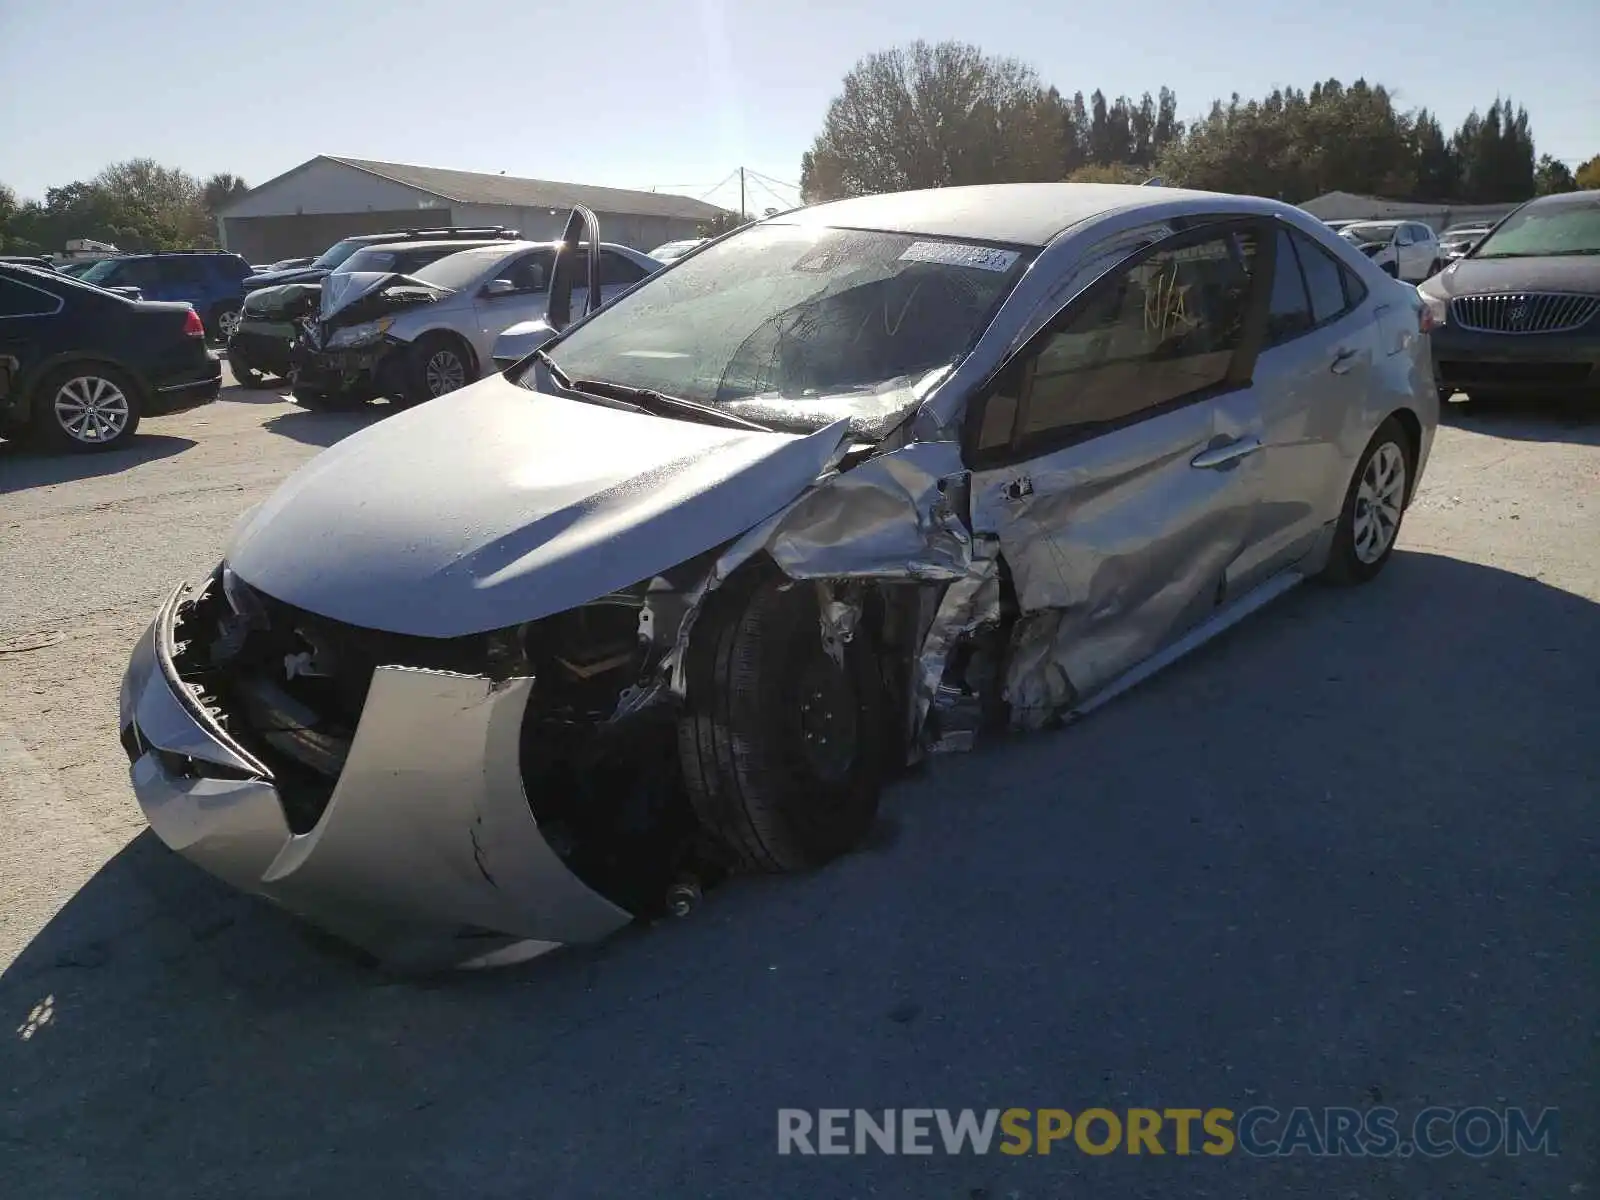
[998,226,1258,446]
[599,250,649,286]
[158,259,207,284]
[1291,231,1359,325]
[1264,228,1314,345]
[0,276,61,317]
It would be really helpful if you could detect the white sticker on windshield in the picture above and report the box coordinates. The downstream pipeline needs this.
[898,241,1020,272]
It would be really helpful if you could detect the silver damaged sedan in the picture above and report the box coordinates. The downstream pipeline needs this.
[120,184,1440,971]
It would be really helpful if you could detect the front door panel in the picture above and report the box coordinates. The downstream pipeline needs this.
[970,387,1264,713]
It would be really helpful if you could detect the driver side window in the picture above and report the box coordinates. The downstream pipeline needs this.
[503,249,554,293]
[977,226,1258,454]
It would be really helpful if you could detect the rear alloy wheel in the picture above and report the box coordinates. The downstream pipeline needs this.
[677,578,885,873]
[210,305,241,345]
[35,364,141,452]
[405,334,471,405]
[1321,417,1413,585]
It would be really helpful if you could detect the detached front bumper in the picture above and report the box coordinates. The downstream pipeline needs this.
[120,581,632,971]
[291,337,406,399]
[1431,323,1600,397]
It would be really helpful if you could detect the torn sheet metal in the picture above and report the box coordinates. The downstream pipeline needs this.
[663,440,976,700]
[765,440,974,582]
[914,540,1002,751]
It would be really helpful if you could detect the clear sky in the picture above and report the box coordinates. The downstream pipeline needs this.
[1,0,1594,212]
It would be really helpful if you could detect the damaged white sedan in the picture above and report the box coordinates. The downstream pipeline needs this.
[120,183,1440,971]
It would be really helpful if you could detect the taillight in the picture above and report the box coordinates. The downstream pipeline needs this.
[182,307,206,338]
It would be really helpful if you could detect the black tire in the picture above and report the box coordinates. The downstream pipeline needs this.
[1320,416,1415,586]
[229,346,269,389]
[30,362,142,453]
[677,578,885,873]
[208,304,241,347]
[403,334,473,405]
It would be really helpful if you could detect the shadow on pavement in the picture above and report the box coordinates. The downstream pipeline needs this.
[219,381,295,405]
[0,433,195,494]
[1,551,1594,1198]
[1441,394,1600,445]
[261,406,387,448]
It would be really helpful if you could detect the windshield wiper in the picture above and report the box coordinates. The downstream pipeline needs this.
[566,377,774,432]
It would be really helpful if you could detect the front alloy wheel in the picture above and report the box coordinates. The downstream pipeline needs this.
[424,347,467,397]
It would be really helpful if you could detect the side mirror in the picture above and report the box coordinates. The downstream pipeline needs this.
[483,278,517,297]
[1395,231,1413,246]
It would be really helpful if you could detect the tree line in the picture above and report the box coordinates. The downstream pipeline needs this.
[0,160,250,254]
[800,41,1600,206]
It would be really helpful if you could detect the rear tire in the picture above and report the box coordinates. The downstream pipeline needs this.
[1320,417,1414,586]
[677,578,885,873]
[31,363,142,453]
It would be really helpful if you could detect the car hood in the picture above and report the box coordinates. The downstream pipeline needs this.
[318,271,450,324]
[1425,254,1600,297]
[225,372,853,637]
[244,265,330,289]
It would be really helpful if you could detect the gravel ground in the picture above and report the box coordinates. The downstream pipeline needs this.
[0,372,1595,1198]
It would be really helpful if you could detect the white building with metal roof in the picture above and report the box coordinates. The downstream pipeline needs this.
[218,155,731,262]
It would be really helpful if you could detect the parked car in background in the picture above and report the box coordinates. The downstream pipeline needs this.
[120,184,1437,970]
[1339,220,1443,282]
[0,262,221,451]
[0,255,57,271]
[78,250,253,342]
[53,258,115,277]
[1438,223,1493,262]
[241,226,522,291]
[1419,189,1600,403]
[228,238,526,388]
[647,237,708,262]
[291,240,661,407]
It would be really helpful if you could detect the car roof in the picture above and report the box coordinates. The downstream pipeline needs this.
[782,182,1245,248]
[351,239,505,254]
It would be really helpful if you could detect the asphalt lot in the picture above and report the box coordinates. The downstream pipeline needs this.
[1,369,1596,1198]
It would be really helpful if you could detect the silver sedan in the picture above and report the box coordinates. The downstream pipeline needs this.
[120,183,1440,971]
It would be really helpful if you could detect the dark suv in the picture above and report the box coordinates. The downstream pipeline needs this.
[241,227,521,291]
[0,262,222,452]
[78,250,253,343]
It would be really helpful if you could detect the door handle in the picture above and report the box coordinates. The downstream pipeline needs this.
[1331,348,1360,375]
[1190,435,1262,470]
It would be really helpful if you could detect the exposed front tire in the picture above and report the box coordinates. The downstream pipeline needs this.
[403,334,472,405]
[1320,416,1414,586]
[31,363,142,452]
[677,577,886,873]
